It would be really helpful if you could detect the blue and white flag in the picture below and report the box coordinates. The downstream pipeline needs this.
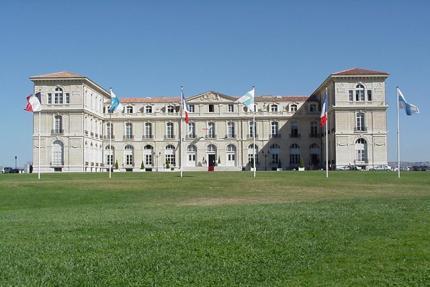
[237,88,255,112]
[108,88,123,113]
[397,87,419,116]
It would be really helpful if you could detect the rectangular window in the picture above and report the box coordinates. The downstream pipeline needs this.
[209,104,214,112]
[349,90,353,101]
[65,93,70,104]
[367,90,372,101]
[188,104,195,113]
[107,155,113,166]
[48,93,52,104]
[309,104,317,112]
[145,154,153,166]
[228,104,234,112]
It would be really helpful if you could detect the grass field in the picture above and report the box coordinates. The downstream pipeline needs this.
[0,171,429,286]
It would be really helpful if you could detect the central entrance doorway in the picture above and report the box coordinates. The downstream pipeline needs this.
[207,144,217,171]
[208,154,216,167]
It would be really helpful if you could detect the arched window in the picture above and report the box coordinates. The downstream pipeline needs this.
[271,104,278,112]
[207,144,217,153]
[187,122,196,138]
[226,144,236,166]
[310,121,318,137]
[126,106,133,114]
[144,122,152,138]
[53,115,63,134]
[356,112,366,131]
[227,121,235,138]
[105,145,114,166]
[248,144,258,165]
[165,144,176,166]
[124,145,134,166]
[290,104,298,112]
[271,121,279,137]
[270,144,280,164]
[52,140,64,166]
[145,105,152,114]
[289,144,300,165]
[54,87,63,104]
[355,84,365,101]
[355,138,367,162]
[125,123,133,139]
[144,145,153,166]
[187,144,197,165]
[166,122,174,139]
[207,122,216,138]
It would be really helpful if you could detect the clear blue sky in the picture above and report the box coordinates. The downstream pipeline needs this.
[0,0,428,167]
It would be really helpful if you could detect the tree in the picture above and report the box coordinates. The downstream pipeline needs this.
[140,161,144,170]
[114,160,119,170]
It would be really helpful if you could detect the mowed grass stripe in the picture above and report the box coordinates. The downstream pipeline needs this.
[0,172,429,286]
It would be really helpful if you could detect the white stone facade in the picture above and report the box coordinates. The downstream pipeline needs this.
[30,68,389,172]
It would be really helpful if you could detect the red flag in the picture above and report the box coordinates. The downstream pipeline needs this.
[320,91,328,127]
[181,91,189,124]
[25,93,41,112]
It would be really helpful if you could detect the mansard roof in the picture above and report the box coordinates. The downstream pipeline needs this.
[332,68,389,76]
[30,71,85,79]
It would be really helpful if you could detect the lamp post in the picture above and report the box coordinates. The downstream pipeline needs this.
[14,156,17,169]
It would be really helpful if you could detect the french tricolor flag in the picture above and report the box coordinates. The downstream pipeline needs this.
[25,92,42,112]
[181,90,189,124]
[320,90,328,127]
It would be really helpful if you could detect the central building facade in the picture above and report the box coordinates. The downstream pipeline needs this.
[29,68,389,172]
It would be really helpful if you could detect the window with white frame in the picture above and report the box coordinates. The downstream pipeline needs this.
[165,144,176,166]
[355,138,367,162]
[54,87,63,104]
[271,121,279,136]
[145,105,152,114]
[226,144,236,165]
[167,105,175,113]
[248,144,258,165]
[355,84,365,101]
[48,93,52,104]
[356,112,366,131]
[188,122,196,138]
[144,145,153,166]
[126,106,133,114]
[289,143,300,165]
[125,123,133,139]
[270,144,280,164]
[349,90,354,102]
[227,121,235,138]
[107,122,113,138]
[188,104,195,113]
[228,104,234,112]
[105,145,114,166]
[207,122,215,138]
[290,104,298,112]
[271,104,278,112]
[166,122,174,139]
[52,140,64,165]
[144,122,152,138]
[187,145,197,163]
[54,115,63,134]
[249,121,256,137]
[124,145,134,165]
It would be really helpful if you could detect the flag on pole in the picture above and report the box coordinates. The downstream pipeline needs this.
[397,88,419,116]
[108,88,123,113]
[25,92,41,112]
[237,89,255,112]
[181,90,189,124]
[320,90,328,127]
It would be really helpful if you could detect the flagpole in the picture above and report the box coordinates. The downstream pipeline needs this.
[38,110,41,180]
[109,113,112,179]
[325,88,329,178]
[396,87,401,178]
[180,86,184,178]
[253,86,256,178]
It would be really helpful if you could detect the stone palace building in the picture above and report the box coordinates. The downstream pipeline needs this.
[29,68,389,172]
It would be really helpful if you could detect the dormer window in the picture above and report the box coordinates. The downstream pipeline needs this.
[167,105,175,113]
[271,104,278,112]
[290,104,298,112]
[126,106,133,114]
[145,105,152,114]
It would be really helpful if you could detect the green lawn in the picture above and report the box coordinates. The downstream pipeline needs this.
[0,171,429,286]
